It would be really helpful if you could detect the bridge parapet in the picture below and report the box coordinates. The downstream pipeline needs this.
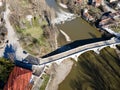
[40,38,120,65]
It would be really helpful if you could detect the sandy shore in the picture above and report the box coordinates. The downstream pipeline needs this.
[45,59,74,90]
[60,30,71,42]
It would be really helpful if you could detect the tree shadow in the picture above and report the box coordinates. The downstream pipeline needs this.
[68,49,120,90]
[105,47,120,66]
[70,79,82,90]
[69,59,110,90]
[3,44,16,60]
[94,52,119,79]
[3,44,32,70]
[100,49,120,78]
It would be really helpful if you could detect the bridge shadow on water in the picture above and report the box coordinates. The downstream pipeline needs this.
[42,35,114,58]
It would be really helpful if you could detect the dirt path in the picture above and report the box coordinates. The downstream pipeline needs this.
[4,4,28,60]
[46,59,74,90]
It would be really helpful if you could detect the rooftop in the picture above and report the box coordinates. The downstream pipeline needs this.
[0,0,3,7]
[4,66,32,90]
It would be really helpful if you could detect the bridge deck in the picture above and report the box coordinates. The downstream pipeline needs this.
[40,38,119,65]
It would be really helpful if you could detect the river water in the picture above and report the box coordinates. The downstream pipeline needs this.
[45,0,102,45]
[57,17,102,46]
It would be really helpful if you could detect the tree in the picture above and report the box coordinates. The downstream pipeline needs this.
[0,58,14,89]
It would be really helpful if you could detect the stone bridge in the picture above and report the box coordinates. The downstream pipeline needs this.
[40,38,120,65]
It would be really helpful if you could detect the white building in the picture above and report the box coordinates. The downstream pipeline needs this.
[109,0,117,3]
[117,2,120,9]
[0,0,3,7]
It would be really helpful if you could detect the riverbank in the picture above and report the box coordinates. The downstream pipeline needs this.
[58,46,120,90]
[45,59,74,90]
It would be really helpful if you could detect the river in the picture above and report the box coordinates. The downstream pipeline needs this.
[45,0,102,46]
[57,17,102,46]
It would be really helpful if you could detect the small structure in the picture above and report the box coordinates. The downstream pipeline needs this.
[116,2,120,9]
[99,18,114,26]
[94,0,101,7]
[83,8,94,21]
[0,0,3,7]
[109,0,117,3]
[99,11,120,35]
[25,55,40,65]
[26,15,33,22]
[99,11,120,27]
[109,11,120,19]
[89,0,102,7]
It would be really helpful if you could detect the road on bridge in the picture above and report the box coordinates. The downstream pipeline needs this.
[40,38,119,65]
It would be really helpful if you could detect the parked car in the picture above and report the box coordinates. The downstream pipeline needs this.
[23,51,27,54]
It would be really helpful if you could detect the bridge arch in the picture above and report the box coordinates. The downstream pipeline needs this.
[40,38,120,65]
[110,44,116,49]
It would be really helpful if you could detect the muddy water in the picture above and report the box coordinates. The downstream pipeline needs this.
[45,0,101,45]
[57,17,102,46]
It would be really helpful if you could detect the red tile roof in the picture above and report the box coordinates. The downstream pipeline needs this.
[4,66,32,90]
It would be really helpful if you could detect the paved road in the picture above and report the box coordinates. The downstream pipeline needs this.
[40,38,120,65]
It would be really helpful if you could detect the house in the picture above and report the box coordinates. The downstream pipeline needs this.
[83,8,94,21]
[24,55,40,65]
[4,66,32,90]
[99,11,120,27]
[0,0,3,7]
[109,0,117,3]
[109,11,120,20]
[117,2,120,9]
[99,17,114,26]
[26,15,33,22]
[89,0,101,7]
[95,0,101,7]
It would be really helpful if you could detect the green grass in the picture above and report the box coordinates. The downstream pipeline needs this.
[109,23,120,33]
[0,58,14,89]
[23,26,43,39]
[18,17,47,39]
[15,17,50,55]
[111,27,120,33]
[10,0,51,56]
[40,74,50,90]
[20,0,29,7]
[59,47,120,90]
